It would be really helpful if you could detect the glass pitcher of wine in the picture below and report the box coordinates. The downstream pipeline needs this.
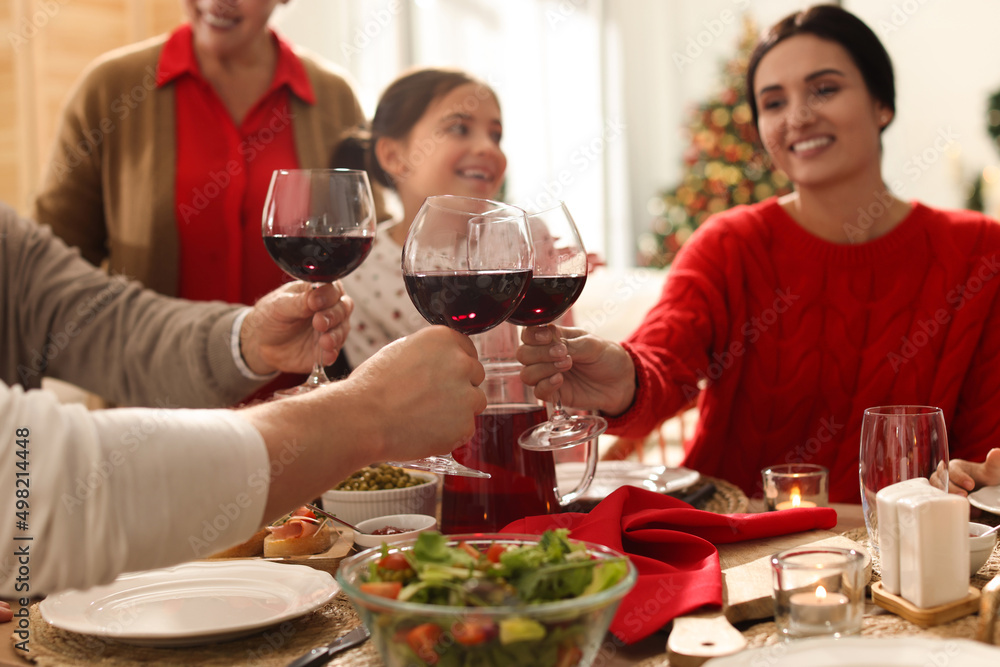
[440,323,599,534]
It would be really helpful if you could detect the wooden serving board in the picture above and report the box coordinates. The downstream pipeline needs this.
[667,529,871,667]
[205,527,355,576]
[872,581,980,627]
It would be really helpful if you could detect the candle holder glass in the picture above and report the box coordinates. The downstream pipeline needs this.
[771,547,865,640]
[762,463,828,511]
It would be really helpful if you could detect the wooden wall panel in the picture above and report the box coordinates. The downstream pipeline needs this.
[0,3,19,211]
[34,1,130,188]
[2,0,180,214]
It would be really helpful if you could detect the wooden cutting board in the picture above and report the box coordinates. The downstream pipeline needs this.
[666,529,871,666]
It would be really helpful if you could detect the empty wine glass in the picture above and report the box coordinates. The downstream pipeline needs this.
[859,405,949,556]
[262,168,376,396]
[509,202,608,451]
[389,195,534,478]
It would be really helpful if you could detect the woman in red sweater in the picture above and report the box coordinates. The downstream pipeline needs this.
[518,4,1000,503]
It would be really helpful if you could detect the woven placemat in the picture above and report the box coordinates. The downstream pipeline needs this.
[11,593,383,667]
[694,476,749,515]
[563,474,749,515]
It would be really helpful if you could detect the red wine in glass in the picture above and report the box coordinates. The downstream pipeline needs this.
[386,195,534,478]
[516,202,607,451]
[403,269,532,335]
[261,169,376,396]
[263,235,374,282]
[507,274,587,327]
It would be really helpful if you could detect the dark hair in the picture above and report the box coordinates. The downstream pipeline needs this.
[745,4,895,131]
[332,68,499,190]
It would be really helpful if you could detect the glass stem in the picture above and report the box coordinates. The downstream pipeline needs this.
[549,392,571,425]
[304,283,330,389]
[548,329,572,428]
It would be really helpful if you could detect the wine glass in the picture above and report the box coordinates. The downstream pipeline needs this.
[859,405,949,557]
[262,168,376,396]
[509,202,608,451]
[389,195,534,478]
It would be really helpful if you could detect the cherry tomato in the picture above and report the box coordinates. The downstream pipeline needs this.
[359,581,402,599]
[485,543,507,563]
[451,617,496,645]
[556,644,583,667]
[377,553,412,571]
[406,623,442,665]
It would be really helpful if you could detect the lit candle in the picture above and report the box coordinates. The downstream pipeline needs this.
[775,487,817,510]
[789,585,849,627]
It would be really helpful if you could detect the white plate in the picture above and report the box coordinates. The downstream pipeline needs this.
[969,484,1000,514]
[39,560,338,647]
[556,461,700,501]
[705,636,1000,666]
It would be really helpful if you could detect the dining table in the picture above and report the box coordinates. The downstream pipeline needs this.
[2,498,996,667]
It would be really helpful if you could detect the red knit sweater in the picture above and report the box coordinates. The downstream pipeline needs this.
[610,199,1000,502]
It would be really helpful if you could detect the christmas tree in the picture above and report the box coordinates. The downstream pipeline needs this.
[638,17,793,268]
[964,86,1000,212]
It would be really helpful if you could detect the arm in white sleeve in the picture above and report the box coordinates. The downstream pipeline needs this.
[0,382,269,598]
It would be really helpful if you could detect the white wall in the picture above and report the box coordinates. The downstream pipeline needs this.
[850,0,1000,213]
[273,0,1000,267]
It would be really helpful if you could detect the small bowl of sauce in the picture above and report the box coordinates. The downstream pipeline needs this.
[353,514,438,550]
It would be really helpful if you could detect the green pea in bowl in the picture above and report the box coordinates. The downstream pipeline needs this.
[336,530,637,667]
[321,466,438,525]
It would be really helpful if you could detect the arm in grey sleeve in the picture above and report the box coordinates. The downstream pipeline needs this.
[1,204,263,407]
[0,382,268,598]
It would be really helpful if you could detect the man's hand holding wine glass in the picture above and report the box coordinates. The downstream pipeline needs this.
[240,280,354,377]
[349,327,488,455]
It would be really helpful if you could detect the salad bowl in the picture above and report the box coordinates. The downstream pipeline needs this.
[336,531,636,667]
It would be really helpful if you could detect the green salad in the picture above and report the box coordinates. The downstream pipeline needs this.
[354,530,630,667]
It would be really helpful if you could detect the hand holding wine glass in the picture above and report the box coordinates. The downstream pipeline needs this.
[390,195,534,477]
[261,168,375,396]
[508,202,608,450]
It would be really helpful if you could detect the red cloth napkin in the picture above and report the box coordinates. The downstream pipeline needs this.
[501,486,837,644]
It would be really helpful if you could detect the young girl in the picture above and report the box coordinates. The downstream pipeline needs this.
[516,4,1000,502]
[336,68,507,368]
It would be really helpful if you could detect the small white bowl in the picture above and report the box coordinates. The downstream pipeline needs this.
[353,514,437,550]
[321,470,438,525]
[969,521,998,575]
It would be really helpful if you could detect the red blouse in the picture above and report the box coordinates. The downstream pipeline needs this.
[157,24,315,305]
